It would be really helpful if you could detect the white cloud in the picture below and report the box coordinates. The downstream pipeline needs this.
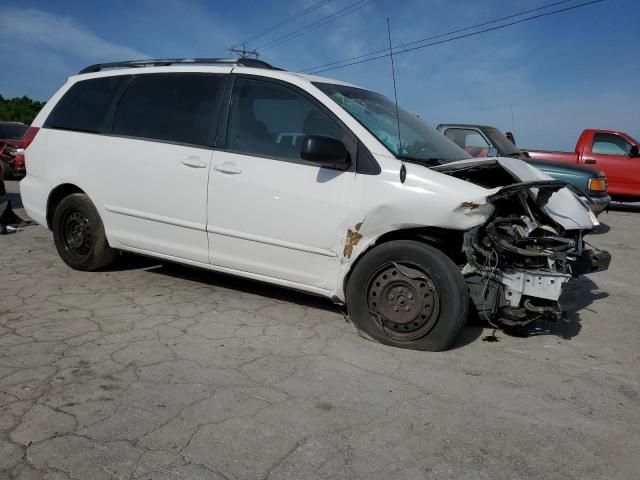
[0,8,147,61]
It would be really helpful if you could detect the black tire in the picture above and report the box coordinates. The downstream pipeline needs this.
[346,240,468,351]
[52,193,117,271]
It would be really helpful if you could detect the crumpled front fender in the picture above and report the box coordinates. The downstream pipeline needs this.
[330,169,497,302]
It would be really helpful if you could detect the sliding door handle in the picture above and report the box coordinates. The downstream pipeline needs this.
[181,156,207,168]
[213,162,242,175]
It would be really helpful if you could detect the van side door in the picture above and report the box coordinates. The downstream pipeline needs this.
[100,73,224,262]
[206,75,358,292]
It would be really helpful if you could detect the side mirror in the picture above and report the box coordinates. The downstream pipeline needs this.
[487,147,498,157]
[630,145,640,158]
[300,135,349,168]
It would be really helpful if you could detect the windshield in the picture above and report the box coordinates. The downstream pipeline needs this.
[315,83,470,163]
[0,123,28,140]
[484,127,520,156]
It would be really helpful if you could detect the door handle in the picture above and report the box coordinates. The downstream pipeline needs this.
[181,156,207,168]
[213,162,242,175]
[584,159,597,164]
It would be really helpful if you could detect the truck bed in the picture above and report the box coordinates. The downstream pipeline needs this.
[524,149,578,164]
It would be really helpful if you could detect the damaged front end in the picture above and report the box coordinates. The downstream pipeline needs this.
[463,181,610,328]
[436,159,611,329]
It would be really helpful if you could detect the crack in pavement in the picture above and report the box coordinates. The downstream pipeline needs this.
[2,222,640,479]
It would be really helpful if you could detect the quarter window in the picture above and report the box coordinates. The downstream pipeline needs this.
[444,128,491,157]
[592,133,632,156]
[113,74,223,146]
[45,76,130,133]
[226,78,345,161]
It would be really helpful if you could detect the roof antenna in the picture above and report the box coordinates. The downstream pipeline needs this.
[387,18,406,184]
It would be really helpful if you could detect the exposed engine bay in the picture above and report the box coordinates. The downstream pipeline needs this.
[434,158,611,330]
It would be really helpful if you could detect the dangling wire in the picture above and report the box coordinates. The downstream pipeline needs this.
[386,18,405,184]
[481,248,502,330]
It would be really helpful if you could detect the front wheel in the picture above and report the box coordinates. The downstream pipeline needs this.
[52,193,117,271]
[346,240,468,351]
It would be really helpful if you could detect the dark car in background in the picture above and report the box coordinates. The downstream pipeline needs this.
[0,121,29,179]
[436,124,611,215]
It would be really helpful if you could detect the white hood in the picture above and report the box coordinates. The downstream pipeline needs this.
[433,157,598,230]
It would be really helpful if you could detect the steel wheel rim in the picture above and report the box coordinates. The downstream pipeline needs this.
[62,210,93,258]
[366,262,441,341]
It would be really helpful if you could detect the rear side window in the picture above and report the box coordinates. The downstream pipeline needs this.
[0,123,27,139]
[444,128,490,157]
[113,74,223,147]
[45,76,129,133]
[592,133,632,156]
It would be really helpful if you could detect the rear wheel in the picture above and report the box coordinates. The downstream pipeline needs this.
[346,240,468,351]
[52,193,117,271]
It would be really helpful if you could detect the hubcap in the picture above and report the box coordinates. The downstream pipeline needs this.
[367,263,440,341]
[63,211,92,257]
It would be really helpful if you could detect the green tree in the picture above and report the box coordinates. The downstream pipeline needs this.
[0,95,46,125]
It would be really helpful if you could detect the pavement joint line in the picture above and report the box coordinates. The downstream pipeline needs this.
[1,199,640,478]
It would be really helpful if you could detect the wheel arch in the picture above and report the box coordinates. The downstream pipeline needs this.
[46,183,86,230]
[337,226,466,303]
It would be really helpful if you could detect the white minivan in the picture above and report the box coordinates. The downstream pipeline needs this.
[21,58,610,350]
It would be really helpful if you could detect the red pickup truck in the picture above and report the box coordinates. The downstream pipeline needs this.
[525,129,640,202]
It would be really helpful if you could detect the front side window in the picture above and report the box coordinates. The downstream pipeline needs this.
[226,78,345,160]
[113,74,223,146]
[315,82,470,164]
[444,128,490,157]
[45,76,130,133]
[592,133,632,156]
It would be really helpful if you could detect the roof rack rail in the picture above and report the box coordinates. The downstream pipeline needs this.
[78,57,280,74]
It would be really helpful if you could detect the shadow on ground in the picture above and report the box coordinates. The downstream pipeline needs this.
[592,221,611,235]
[451,324,484,349]
[111,253,484,349]
[607,202,640,213]
[114,252,339,313]
[497,276,607,341]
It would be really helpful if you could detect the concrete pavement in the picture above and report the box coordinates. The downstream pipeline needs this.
[1,195,639,479]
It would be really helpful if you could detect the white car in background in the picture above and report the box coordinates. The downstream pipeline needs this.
[21,57,610,350]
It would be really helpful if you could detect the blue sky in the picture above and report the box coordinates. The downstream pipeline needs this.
[0,0,638,149]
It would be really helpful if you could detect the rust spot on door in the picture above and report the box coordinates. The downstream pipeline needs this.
[343,222,364,259]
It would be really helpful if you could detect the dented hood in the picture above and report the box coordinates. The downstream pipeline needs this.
[433,157,598,230]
